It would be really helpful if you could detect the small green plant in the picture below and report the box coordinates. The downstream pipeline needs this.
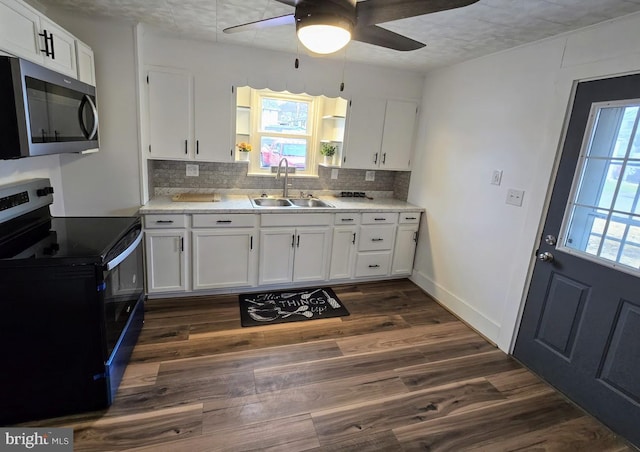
[321,143,337,157]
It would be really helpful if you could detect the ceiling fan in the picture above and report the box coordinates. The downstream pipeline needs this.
[223,0,480,55]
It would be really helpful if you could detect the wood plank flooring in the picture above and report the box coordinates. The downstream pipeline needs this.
[19,280,634,451]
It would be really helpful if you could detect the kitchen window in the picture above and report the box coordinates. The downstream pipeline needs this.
[235,87,346,176]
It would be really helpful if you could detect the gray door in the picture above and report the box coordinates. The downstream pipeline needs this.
[514,73,640,448]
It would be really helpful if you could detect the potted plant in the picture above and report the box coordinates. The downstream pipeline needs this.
[236,142,252,161]
[321,143,337,165]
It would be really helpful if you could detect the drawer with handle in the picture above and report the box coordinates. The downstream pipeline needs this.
[192,214,257,228]
[335,213,361,225]
[399,212,421,224]
[144,214,187,229]
[358,225,395,251]
[355,252,391,277]
[361,212,398,225]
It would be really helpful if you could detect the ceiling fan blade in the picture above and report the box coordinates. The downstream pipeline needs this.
[352,25,425,51]
[223,14,295,34]
[356,0,480,27]
[274,0,297,6]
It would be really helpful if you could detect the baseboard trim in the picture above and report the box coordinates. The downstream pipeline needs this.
[410,270,501,346]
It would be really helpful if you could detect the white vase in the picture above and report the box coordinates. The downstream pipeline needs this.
[239,152,249,161]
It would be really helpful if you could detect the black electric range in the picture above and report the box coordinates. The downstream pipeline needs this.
[0,178,145,424]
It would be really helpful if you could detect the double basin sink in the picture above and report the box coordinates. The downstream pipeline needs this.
[251,197,333,208]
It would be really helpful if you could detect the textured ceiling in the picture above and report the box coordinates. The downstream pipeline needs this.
[35,0,640,73]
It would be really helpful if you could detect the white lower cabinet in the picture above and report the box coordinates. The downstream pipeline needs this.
[392,212,421,275]
[329,226,358,279]
[145,230,188,293]
[258,226,332,285]
[192,214,257,290]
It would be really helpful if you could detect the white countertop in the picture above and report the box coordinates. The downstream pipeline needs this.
[139,194,423,214]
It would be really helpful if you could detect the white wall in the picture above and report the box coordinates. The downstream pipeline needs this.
[48,13,142,216]
[408,12,640,351]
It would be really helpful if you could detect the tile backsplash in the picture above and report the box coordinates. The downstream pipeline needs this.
[149,160,411,200]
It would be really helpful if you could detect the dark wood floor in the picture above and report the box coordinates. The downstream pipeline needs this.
[22,280,634,451]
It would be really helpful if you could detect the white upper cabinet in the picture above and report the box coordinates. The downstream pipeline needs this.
[342,98,386,170]
[0,0,78,77]
[146,66,233,162]
[343,98,418,171]
[75,40,95,85]
[147,68,193,160]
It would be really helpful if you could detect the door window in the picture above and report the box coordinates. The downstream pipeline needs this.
[560,100,640,273]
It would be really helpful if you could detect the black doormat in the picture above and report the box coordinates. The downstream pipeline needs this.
[239,287,349,327]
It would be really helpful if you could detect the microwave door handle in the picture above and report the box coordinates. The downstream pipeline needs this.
[78,95,99,140]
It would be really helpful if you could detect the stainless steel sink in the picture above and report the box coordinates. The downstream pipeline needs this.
[252,198,292,207]
[289,198,333,208]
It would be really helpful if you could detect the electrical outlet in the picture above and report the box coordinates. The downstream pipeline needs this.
[491,169,503,186]
[506,189,524,206]
[331,169,339,180]
[186,164,199,177]
[365,171,375,181]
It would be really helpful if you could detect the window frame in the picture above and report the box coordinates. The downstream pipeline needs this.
[558,98,640,276]
[247,89,321,176]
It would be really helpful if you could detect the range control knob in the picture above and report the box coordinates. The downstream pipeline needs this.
[36,186,54,197]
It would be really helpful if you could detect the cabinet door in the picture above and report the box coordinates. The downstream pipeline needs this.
[147,69,193,160]
[39,17,76,77]
[194,80,234,162]
[391,225,419,275]
[293,227,332,282]
[192,229,256,289]
[76,40,95,85]
[259,228,295,285]
[380,100,417,170]
[329,226,357,280]
[342,98,386,169]
[145,231,187,293]
[0,0,43,64]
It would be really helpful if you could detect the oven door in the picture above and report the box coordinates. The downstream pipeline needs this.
[102,231,145,403]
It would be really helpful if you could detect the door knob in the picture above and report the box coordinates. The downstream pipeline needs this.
[538,251,554,262]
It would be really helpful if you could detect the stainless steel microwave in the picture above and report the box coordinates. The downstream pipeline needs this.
[0,56,99,159]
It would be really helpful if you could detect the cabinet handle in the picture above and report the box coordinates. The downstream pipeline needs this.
[368,264,380,268]
[297,235,300,248]
[374,218,386,221]
[405,217,417,220]
[184,140,188,154]
[382,153,386,164]
[39,30,51,56]
[48,32,55,59]
[180,237,184,252]
[196,140,199,155]
[374,152,378,164]
[352,233,356,245]
[156,220,174,224]
[291,234,295,248]
[371,238,384,242]
[250,235,253,250]
[413,231,418,242]
[216,220,232,224]
[341,218,354,222]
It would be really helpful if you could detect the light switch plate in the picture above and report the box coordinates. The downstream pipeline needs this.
[365,171,375,181]
[186,164,199,177]
[331,169,339,180]
[506,188,524,206]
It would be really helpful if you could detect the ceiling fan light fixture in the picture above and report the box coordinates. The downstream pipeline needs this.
[296,17,352,54]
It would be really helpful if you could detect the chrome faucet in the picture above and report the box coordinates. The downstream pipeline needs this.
[276,157,291,197]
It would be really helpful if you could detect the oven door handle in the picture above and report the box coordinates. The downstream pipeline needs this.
[106,231,142,271]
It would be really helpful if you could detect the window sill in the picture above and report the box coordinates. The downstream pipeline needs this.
[246,172,320,179]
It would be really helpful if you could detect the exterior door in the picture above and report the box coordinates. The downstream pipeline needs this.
[514,73,640,448]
